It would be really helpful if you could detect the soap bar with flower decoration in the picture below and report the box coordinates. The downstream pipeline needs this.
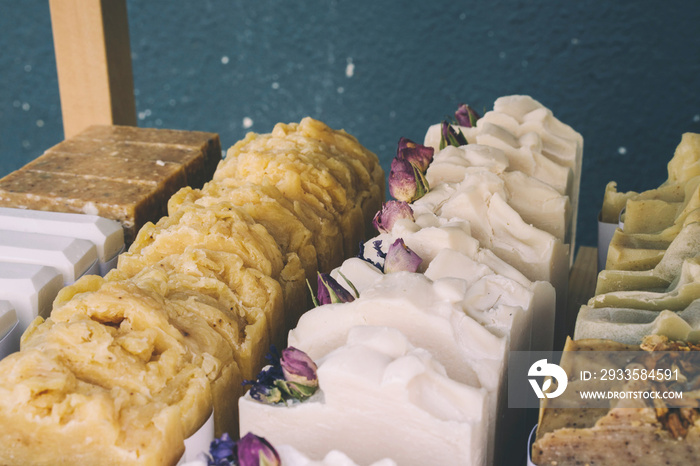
[239,330,488,466]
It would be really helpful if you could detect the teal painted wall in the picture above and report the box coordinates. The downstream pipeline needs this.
[1,0,699,247]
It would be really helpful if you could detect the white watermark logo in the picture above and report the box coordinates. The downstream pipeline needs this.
[528,359,568,399]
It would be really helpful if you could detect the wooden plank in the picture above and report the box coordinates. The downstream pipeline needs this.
[49,0,136,138]
[565,246,598,342]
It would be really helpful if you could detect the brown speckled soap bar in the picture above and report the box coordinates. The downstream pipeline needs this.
[0,125,221,243]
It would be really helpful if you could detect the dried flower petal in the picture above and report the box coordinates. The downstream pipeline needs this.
[384,238,422,273]
[397,137,434,173]
[439,120,468,149]
[249,382,283,405]
[454,103,480,127]
[236,433,280,466]
[208,433,236,465]
[317,272,356,305]
[372,200,414,233]
[388,157,429,203]
[280,347,319,389]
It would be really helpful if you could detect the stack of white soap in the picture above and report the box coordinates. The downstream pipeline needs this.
[239,96,582,466]
[0,207,124,357]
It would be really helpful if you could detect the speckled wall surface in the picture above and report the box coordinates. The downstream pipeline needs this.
[1,0,699,248]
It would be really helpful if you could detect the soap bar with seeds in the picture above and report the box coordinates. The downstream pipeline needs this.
[0,125,221,244]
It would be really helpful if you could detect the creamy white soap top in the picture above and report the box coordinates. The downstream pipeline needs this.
[0,230,97,284]
[276,445,397,466]
[240,327,488,466]
[290,272,506,392]
[0,207,124,262]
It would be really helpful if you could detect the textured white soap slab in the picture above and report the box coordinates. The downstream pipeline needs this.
[0,207,124,263]
[0,230,98,284]
[0,300,20,359]
[0,262,63,331]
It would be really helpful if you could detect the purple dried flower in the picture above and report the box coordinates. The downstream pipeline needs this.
[383,238,423,273]
[388,157,429,203]
[372,200,414,234]
[244,346,319,404]
[454,103,480,127]
[396,137,434,173]
[248,381,283,405]
[280,347,319,389]
[208,433,236,465]
[439,120,468,149]
[236,433,280,466]
[317,272,356,305]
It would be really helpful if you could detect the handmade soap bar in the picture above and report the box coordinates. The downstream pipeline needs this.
[0,125,221,243]
[0,207,124,271]
[241,327,488,466]
[411,176,569,319]
[574,302,700,344]
[0,230,98,285]
[595,221,700,294]
[0,170,167,244]
[533,336,700,466]
[290,273,508,392]
[0,262,63,335]
[590,255,700,311]
[425,145,571,241]
[73,125,221,188]
[215,117,384,257]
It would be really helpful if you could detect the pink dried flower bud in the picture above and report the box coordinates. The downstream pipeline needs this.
[372,200,414,233]
[397,137,434,173]
[383,238,423,273]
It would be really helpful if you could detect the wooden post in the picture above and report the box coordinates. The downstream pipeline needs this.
[49,0,137,138]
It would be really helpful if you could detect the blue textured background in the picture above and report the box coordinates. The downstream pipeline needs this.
[1,0,699,248]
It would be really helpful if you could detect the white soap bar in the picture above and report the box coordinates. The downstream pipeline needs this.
[412,178,569,307]
[0,207,124,265]
[290,273,506,465]
[0,230,98,284]
[290,273,506,391]
[241,327,488,466]
[425,248,555,353]
[0,301,19,359]
[276,445,397,466]
[0,262,63,331]
[424,157,570,242]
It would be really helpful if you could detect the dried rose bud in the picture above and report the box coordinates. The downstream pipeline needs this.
[397,137,434,173]
[439,120,468,149]
[454,103,480,127]
[236,433,281,466]
[372,200,414,233]
[280,347,319,389]
[317,272,356,305]
[383,238,422,273]
[388,157,429,203]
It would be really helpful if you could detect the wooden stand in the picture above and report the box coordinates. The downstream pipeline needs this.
[49,0,136,138]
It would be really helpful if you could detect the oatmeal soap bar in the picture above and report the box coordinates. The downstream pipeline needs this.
[0,125,221,243]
